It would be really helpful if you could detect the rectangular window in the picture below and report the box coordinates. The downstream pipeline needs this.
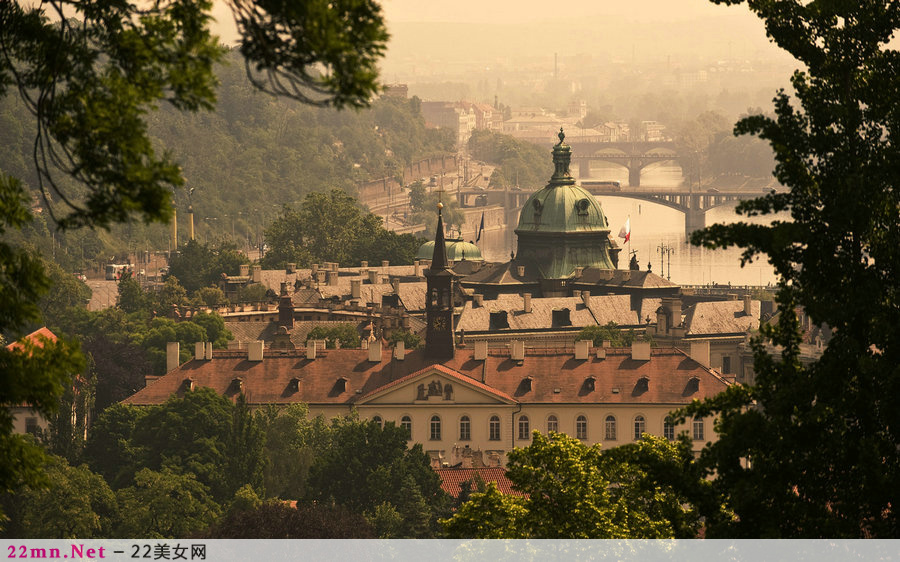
[489,418,501,441]
[459,418,471,441]
[430,417,441,441]
[517,417,530,440]
[25,417,39,435]
[693,418,705,441]
[722,356,732,374]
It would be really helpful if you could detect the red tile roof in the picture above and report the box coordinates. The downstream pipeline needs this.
[123,346,729,407]
[435,466,521,497]
[5,327,57,352]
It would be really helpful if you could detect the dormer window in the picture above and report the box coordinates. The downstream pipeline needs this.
[552,308,571,327]
[288,377,300,393]
[490,310,510,330]
[634,376,649,394]
[532,199,543,224]
[584,376,596,392]
[575,198,591,216]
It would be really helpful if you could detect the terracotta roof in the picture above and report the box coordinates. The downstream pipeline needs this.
[225,320,366,348]
[578,268,678,289]
[457,295,597,333]
[358,363,516,404]
[123,346,729,407]
[6,327,57,352]
[684,300,760,336]
[435,467,521,497]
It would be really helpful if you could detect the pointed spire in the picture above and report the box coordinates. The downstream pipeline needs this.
[430,202,449,270]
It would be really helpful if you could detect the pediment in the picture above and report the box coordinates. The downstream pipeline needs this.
[358,365,515,406]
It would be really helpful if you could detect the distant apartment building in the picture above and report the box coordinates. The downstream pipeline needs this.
[383,84,409,99]
[420,101,477,147]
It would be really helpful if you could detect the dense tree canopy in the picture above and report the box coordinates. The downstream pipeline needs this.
[442,432,705,538]
[686,0,900,537]
[261,189,423,268]
[467,130,549,189]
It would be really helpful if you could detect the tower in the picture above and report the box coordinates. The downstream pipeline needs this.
[425,203,456,359]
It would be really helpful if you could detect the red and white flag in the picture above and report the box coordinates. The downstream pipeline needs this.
[618,217,631,242]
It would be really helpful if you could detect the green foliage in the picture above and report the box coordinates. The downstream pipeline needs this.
[576,321,638,347]
[685,0,900,537]
[443,432,703,539]
[254,405,328,500]
[0,455,117,539]
[306,324,361,349]
[114,468,221,539]
[388,329,422,350]
[167,240,250,295]
[202,500,375,539]
[262,189,423,268]
[407,183,465,236]
[235,283,269,304]
[190,311,232,349]
[467,130,549,189]
[83,404,147,489]
[194,286,228,307]
[306,416,450,537]
[38,260,91,327]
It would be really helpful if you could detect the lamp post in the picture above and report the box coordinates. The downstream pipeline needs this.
[657,243,675,280]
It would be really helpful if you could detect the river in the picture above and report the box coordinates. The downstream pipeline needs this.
[482,161,782,287]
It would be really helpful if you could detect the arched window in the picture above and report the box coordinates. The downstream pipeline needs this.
[605,415,617,440]
[459,416,471,441]
[400,415,412,440]
[372,415,383,428]
[430,415,441,441]
[692,416,705,441]
[633,415,646,441]
[518,415,530,440]
[489,415,501,441]
[547,414,559,434]
[664,416,675,441]
[576,415,588,440]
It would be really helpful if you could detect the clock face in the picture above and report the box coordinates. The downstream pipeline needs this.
[431,316,447,331]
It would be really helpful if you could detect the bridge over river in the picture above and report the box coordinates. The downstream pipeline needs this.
[456,184,775,237]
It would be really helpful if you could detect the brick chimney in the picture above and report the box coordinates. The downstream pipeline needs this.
[351,279,361,299]
[166,342,180,373]
[523,293,532,313]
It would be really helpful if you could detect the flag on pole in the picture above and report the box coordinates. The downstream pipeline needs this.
[618,217,631,243]
[476,211,485,242]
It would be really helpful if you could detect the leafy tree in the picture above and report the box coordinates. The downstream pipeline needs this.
[190,311,232,349]
[261,189,423,268]
[0,455,117,539]
[442,432,702,538]
[83,404,147,490]
[306,416,449,537]
[0,0,389,523]
[254,405,329,500]
[306,324,361,349]
[235,283,269,304]
[576,321,639,347]
[38,260,91,327]
[194,286,228,308]
[114,468,221,539]
[116,272,148,314]
[408,189,465,237]
[203,500,375,539]
[388,329,422,350]
[685,0,900,537]
[467,130,549,189]
[168,240,250,295]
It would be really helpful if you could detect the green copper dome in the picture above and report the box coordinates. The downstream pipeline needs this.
[417,239,484,261]
[517,129,610,233]
[514,128,617,278]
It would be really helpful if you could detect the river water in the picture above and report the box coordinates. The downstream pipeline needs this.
[484,161,782,287]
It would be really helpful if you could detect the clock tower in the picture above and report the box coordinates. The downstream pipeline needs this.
[425,203,456,359]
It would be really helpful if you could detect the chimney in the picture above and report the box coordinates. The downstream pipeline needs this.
[316,270,326,285]
[631,341,651,361]
[368,270,378,284]
[581,290,591,307]
[166,342,180,373]
[368,339,382,362]
[248,340,264,361]
[574,266,584,277]
[326,271,338,286]
[394,340,405,361]
[474,340,488,361]
[251,264,261,283]
[360,260,368,268]
[311,263,319,275]
[511,340,525,362]
[414,260,421,277]
[351,279,361,299]
[239,264,250,277]
[575,339,590,360]
[194,341,205,361]
[331,262,339,272]
[286,262,296,274]
[690,341,710,368]
[381,260,390,269]
[743,294,752,316]
[523,293,532,313]
[205,341,213,360]
[306,340,317,360]
[473,294,484,308]
[516,265,525,277]
[391,278,400,293]
[596,347,606,359]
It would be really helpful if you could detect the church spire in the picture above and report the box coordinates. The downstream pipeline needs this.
[430,202,449,270]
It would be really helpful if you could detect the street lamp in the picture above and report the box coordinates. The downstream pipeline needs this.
[657,243,675,280]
